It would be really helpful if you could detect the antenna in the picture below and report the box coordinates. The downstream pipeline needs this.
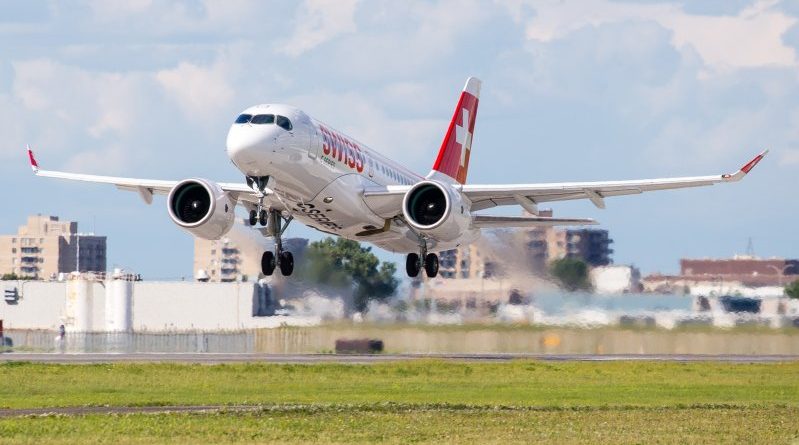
[746,237,755,257]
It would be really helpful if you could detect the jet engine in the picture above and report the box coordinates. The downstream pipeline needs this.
[402,180,470,242]
[167,179,236,240]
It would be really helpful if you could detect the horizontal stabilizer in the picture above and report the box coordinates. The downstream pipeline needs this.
[472,215,597,228]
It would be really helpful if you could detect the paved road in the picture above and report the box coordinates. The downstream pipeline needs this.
[2,352,798,364]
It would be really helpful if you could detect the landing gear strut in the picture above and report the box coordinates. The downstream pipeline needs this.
[405,244,439,278]
[247,176,270,227]
[246,176,294,277]
[260,208,295,276]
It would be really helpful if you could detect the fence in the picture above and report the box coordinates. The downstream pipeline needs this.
[5,330,254,353]
[4,325,799,355]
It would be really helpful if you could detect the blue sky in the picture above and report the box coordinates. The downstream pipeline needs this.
[0,0,797,279]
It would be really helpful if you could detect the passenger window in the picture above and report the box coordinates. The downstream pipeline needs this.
[251,114,275,124]
[234,114,252,124]
[276,115,293,131]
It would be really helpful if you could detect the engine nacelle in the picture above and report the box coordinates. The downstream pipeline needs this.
[402,180,471,242]
[167,179,236,240]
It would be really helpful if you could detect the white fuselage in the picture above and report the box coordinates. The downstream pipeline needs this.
[225,104,478,253]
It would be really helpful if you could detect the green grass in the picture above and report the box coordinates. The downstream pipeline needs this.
[1,405,797,444]
[0,361,797,444]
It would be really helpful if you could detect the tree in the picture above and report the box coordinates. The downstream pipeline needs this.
[1,273,37,281]
[298,237,399,312]
[786,280,799,299]
[549,258,591,291]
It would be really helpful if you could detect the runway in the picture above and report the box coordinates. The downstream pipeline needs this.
[2,352,798,364]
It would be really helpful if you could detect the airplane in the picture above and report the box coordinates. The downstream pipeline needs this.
[27,77,767,278]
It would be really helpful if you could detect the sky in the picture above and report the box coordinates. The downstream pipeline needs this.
[0,0,797,279]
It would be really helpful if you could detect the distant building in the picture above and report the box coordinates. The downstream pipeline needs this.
[437,211,614,281]
[681,256,799,283]
[0,215,106,279]
[553,229,614,267]
[643,255,799,295]
[591,265,642,294]
[439,243,486,279]
[194,220,307,282]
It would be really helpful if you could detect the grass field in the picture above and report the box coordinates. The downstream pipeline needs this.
[0,360,797,444]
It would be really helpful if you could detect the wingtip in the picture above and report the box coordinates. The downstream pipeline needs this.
[740,149,767,174]
[26,145,39,173]
[722,149,767,181]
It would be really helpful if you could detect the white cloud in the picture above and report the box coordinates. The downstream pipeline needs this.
[11,58,154,140]
[62,143,133,175]
[86,0,154,21]
[504,0,798,73]
[82,0,266,35]
[291,90,445,168]
[281,0,360,57]
[780,149,799,166]
[647,109,770,168]
[156,59,235,120]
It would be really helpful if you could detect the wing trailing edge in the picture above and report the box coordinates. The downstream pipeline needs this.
[471,215,597,228]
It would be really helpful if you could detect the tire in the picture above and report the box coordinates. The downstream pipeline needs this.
[279,251,294,276]
[261,251,276,276]
[406,253,420,277]
[249,210,257,226]
[259,209,268,227]
[424,253,439,278]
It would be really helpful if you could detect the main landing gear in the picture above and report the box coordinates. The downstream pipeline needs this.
[406,247,439,278]
[247,175,294,277]
[259,208,295,277]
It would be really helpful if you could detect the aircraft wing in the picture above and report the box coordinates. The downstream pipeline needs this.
[26,147,261,205]
[471,215,597,228]
[362,150,767,217]
[463,150,768,212]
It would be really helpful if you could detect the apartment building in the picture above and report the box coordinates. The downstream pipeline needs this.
[0,215,106,279]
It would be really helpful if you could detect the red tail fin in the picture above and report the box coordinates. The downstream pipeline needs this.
[430,77,481,184]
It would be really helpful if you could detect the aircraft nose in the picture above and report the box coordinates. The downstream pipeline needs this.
[226,126,267,165]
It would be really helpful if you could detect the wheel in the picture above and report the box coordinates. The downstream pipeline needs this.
[406,253,420,277]
[424,253,439,278]
[258,209,268,227]
[279,251,294,276]
[248,210,257,226]
[261,251,276,276]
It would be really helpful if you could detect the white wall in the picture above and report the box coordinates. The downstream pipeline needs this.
[0,280,316,331]
[591,266,639,294]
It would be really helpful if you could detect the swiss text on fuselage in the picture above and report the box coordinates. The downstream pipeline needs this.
[318,125,365,173]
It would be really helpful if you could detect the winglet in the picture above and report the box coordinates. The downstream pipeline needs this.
[27,145,39,174]
[723,149,768,182]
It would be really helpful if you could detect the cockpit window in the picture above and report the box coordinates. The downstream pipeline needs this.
[234,114,252,124]
[276,115,293,131]
[251,114,275,124]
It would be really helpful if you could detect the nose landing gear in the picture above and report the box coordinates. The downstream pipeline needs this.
[247,176,270,227]
[246,176,295,277]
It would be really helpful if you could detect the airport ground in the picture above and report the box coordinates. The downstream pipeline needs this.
[0,360,796,444]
